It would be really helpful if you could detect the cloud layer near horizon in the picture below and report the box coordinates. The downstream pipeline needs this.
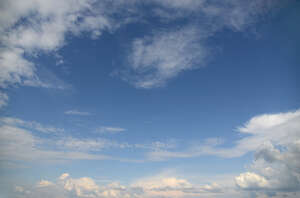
[2,109,300,197]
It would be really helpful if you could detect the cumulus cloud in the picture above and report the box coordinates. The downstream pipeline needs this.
[235,141,300,197]
[235,172,269,190]
[13,173,225,198]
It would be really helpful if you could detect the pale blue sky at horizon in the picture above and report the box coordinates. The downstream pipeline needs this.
[0,1,300,198]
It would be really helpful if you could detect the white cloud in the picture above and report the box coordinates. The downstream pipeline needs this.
[0,47,35,88]
[235,172,269,190]
[125,26,209,88]
[234,140,300,197]
[0,92,8,108]
[0,121,111,163]
[0,0,117,107]
[64,110,92,116]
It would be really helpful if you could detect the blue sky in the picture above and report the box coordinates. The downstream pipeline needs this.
[0,1,300,198]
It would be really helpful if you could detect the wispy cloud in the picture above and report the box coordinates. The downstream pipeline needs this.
[96,126,126,134]
[0,117,171,165]
[124,26,210,88]
[0,117,64,134]
[0,92,8,109]
[122,0,280,88]
[64,110,92,116]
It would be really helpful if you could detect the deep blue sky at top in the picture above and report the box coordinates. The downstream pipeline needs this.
[7,2,299,143]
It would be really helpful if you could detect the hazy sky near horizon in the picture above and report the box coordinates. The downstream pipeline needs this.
[0,0,300,198]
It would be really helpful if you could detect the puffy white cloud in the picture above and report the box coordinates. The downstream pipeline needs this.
[235,141,300,197]
[235,172,269,190]
[61,176,100,197]
[13,173,225,198]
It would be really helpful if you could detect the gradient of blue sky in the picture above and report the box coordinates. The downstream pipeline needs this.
[0,1,300,198]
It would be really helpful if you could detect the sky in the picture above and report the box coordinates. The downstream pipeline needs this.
[0,0,300,198]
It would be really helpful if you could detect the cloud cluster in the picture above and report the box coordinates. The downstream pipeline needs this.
[14,173,224,198]
[235,140,300,197]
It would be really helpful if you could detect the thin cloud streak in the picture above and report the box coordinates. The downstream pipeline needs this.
[64,110,92,116]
